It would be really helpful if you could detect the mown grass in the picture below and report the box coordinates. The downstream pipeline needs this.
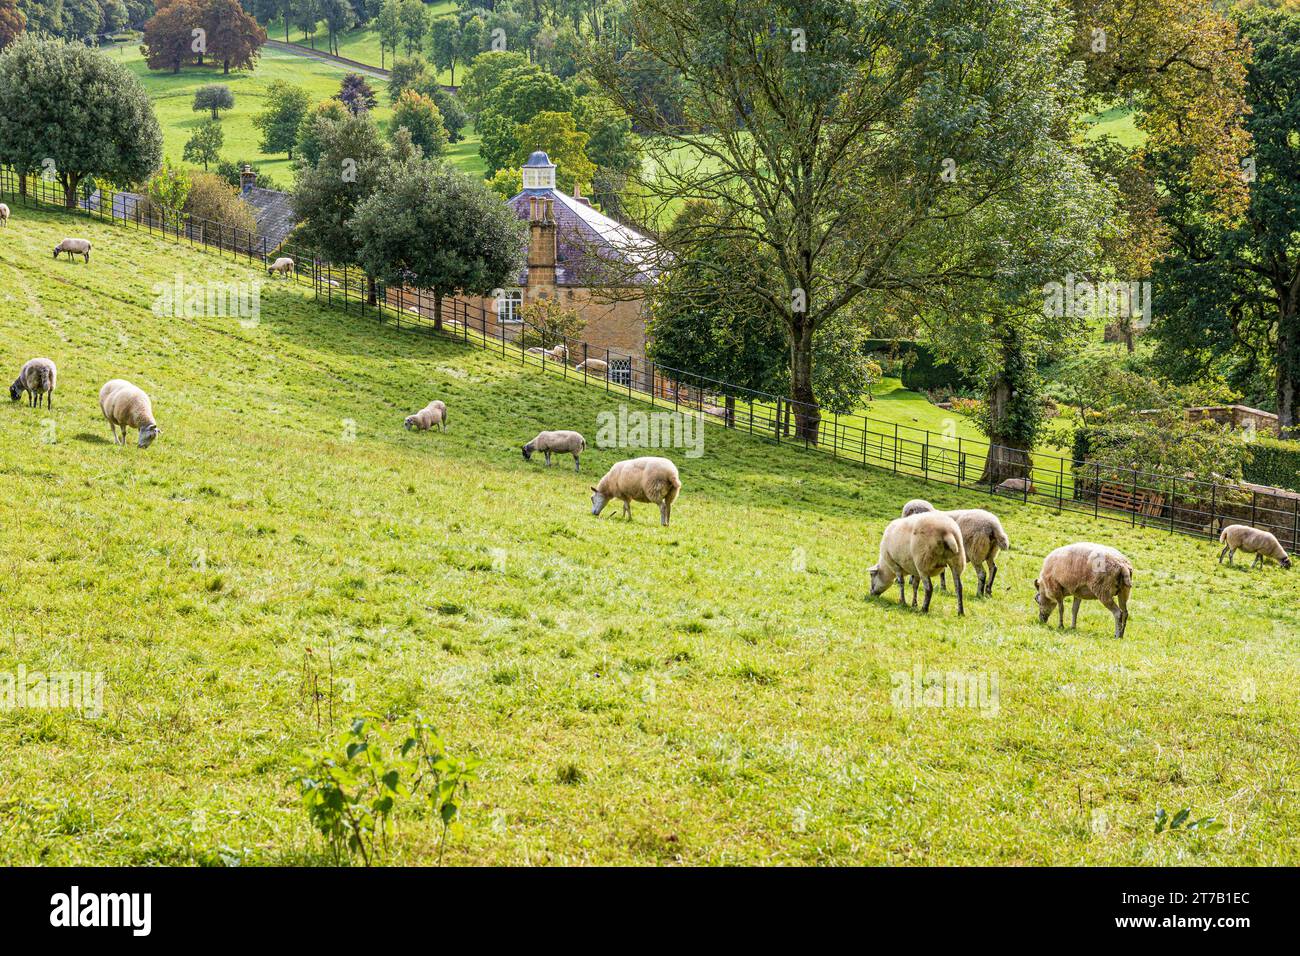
[1,200,1297,866]
[263,6,459,79]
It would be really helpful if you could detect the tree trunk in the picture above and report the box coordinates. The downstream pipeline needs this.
[789,320,820,444]
[1278,305,1300,439]
[18,171,26,197]
[724,394,735,428]
[433,290,444,332]
[978,329,1036,486]
[60,174,79,209]
[366,274,377,307]
[223,60,230,75]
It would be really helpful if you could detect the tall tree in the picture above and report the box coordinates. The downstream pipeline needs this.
[396,0,424,55]
[202,0,265,74]
[351,159,527,331]
[390,88,446,157]
[591,0,1108,443]
[373,0,401,67]
[0,34,162,207]
[141,0,203,73]
[1149,8,1300,437]
[183,116,224,169]
[337,71,375,114]
[252,78,308,157]
[320,0,353,56]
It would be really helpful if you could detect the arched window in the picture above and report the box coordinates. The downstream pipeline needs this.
[496,289,523,323]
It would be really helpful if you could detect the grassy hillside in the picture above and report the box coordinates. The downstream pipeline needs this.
[264,6,459,79]
[1,200,1298,866]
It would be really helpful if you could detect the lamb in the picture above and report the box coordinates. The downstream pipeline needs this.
[267,257,294,277]
[98,379,160,448]
[404,400,447,432]
[897,501,1010,596]
[1218,524,1292,570]
[575,358,608,375]
[1034,542,1132,639]
[9,357,57,409]
[0,202,9,227]
[527,343,569,362]
[591,456,681,526]
[996,477,1035,495]
[523,430,586,471]
[53,238,91,262]
[869,511,967,615]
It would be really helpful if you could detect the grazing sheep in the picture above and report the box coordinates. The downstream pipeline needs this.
[98,379,160,448]
[527,343,569,362]
[53,237,91,262]
[995,477,1034,495]
[404,400,447,432]
[9,357,57,409]
[267,256,294,277]
[1218,524,1292,570]
[591,456,681,526]
[897,501,1010,596]
[523,430,586,471]
[0,202,9,227]
[575,358,608,375]
[1034,542,1132,639]
[870,512,967,614]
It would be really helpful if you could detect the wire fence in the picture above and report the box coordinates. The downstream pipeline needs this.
[4,165,1297,555]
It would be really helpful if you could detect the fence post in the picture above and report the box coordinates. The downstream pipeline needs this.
[1094,463,1100,518]
[1058,457,1064,511]
[1293,495,1298,555]
[892,423,898,473]
[1210,482,1217,537]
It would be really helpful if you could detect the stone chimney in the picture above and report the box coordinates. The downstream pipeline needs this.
[240,164,256,194]
[527,195,557,292]
[573,183,590,206]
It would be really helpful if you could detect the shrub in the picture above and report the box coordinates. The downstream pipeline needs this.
[183,172,258,238]
[1243,435,1300,491]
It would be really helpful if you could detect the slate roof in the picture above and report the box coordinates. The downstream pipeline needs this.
[504,188,659,288]
[240,185,298,250]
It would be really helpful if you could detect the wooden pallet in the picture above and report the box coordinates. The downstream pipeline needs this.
[1097,483,1166,517]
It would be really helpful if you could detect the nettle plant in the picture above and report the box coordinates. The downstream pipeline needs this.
[294,715,482,865]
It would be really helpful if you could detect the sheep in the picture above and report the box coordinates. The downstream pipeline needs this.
[996,477,1035,495]
[53,238,91,262]
[0,202,9,227]
[591,456,681,526]
[523,430,586,471]
[897,501,1010,597]
[9,357,57,409]
[527,343,569,362]
[869,511,966,615]
[1218,524,1292,570]
[1034,542,1132,639]
[98,379,160,448]
[267,256,294,277]
[404,400,447,432]
[575,358,608,375]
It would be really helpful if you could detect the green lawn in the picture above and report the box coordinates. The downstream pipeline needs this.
[1087,104,1143,147]
[2,200,1298,866]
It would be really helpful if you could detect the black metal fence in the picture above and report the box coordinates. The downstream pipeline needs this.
[4,166,1297,555]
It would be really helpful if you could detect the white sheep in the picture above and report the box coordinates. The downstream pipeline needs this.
[523,430,586,471]
[1218,524,1292,570]
[527,343,569,362]
[267,256,294,277]
[53,237,91,262]
[1034,542,1132,638]
[869,511,967,615]
[591,456,681,526]
[575,358,608,375]
[996,477,1034,495]
[99,379,160,448]
[404,400,447,432]
[0,202,9,227]
[9,357,57,409]
[898,501,1010,596]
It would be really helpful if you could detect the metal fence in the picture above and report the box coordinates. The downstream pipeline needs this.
[4,165,1297,555]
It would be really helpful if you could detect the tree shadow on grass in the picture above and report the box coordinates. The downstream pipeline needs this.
[72,432,112,445]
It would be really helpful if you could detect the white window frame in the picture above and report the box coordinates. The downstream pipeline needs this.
[609,357,632,387]
[522,166,555,190]
[496,289,523,324]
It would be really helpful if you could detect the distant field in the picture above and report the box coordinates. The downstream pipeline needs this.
[263,6,458,81]
[1087,104,1143,147]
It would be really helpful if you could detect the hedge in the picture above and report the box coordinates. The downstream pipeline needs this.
[861,339,979,393]
[1243,435,1300,491]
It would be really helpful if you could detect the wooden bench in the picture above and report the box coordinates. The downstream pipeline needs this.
[1097,483,1165,518]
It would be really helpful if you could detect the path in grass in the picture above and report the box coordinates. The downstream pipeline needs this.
[1,200,1296,866]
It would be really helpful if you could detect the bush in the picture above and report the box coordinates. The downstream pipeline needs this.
[183,172,258,238]
[1243,435,1300,491]
[859,338,978,393]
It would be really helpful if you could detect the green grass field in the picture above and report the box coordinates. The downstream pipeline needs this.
[263,6,458,80]
[1,200,1298,866]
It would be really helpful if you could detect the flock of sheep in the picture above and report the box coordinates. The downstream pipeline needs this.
[8,206,1291,643]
